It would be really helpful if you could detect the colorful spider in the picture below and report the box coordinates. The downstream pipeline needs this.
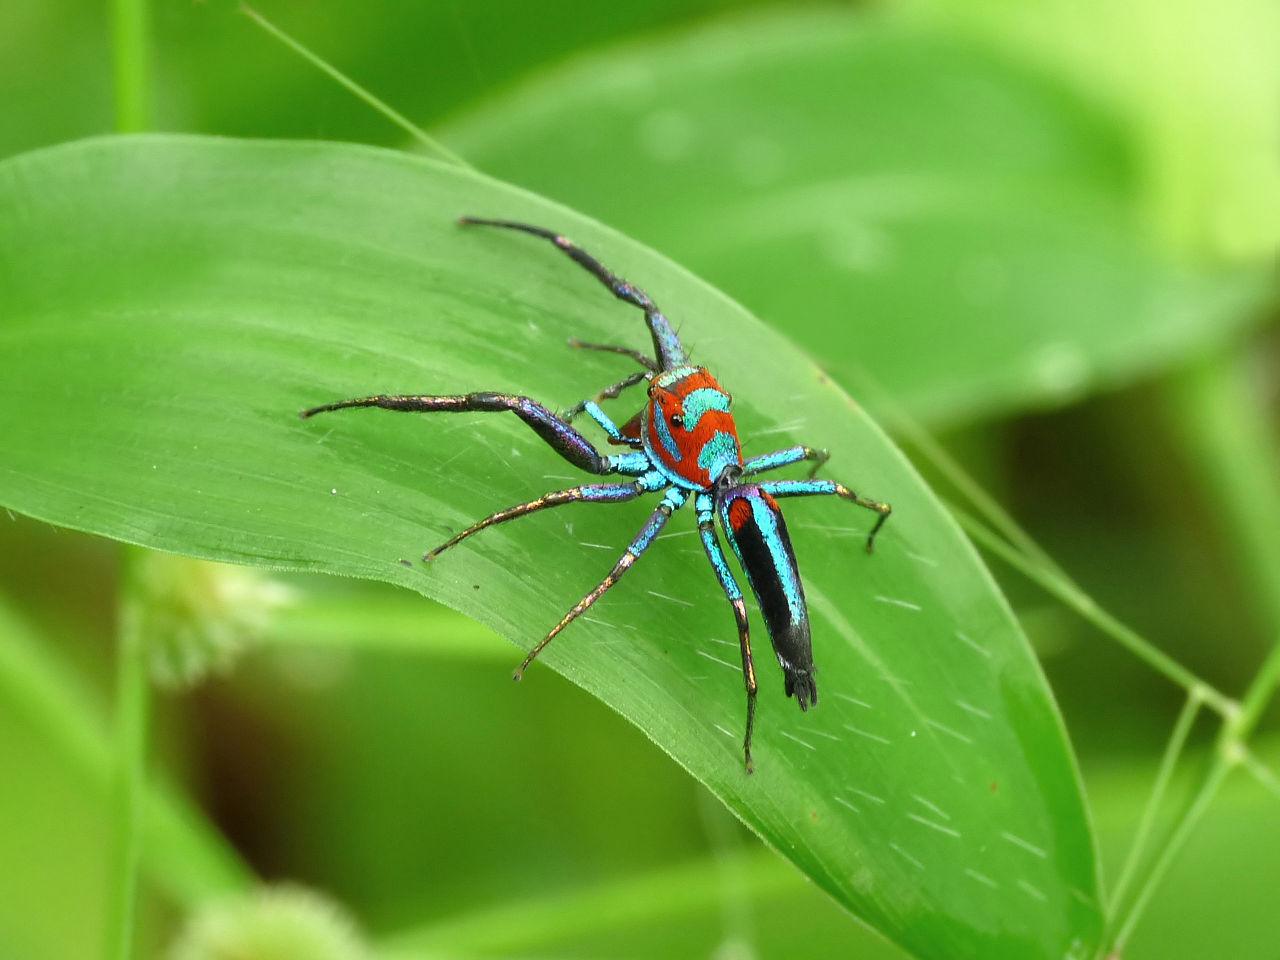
[301,217,891,771]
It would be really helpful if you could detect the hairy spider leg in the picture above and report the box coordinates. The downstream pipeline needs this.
[695,492,759,772]
[742,445,831,480]
[299,391,615,475]
[458,217,689,371]
[567,338,659,372]
[562,370,650,424]
[757,479,892,553]
[514,488,688,679]
[424,481,647,562]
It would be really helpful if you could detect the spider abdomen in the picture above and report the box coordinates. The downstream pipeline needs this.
[717,485,817,709]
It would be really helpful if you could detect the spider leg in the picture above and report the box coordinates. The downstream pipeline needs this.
[567,338,659,372]
[425,480,650,562]
[757,479,891,553]
[742,445,830,479]
[695,493,758,773]
[458,217,689,370]
[562,371,650,424]
[300,391,615,475]
[514,488,688,679]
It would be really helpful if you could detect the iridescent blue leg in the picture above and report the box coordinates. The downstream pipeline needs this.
[514,487,688,679]
[458,217,689,370]
[758,479,891,553]
[300,391,614,474]
[695,493,758,773]
[563,377,649,426]
[424,480,649,562]
[742,445,830,479]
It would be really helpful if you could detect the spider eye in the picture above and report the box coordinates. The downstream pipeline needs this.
[670,414,685,430]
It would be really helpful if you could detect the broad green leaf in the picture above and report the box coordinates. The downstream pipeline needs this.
[440,10,1272,427]
[0,135,1099,959]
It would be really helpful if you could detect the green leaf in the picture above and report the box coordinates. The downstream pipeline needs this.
[440,10,1272,427]
[0,135,1099,959]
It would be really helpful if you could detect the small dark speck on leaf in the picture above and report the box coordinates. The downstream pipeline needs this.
[473,584,481,590]
[809,809,820,822]
[990,782,999,793]
[398,559,413,568]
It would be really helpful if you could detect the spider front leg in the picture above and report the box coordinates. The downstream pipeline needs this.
[459,217,690,369]
[515,488,687,678]
[758,479,892,552]
[561,371,650,424]
[743,445,830,479]
[695,493,758,773]
[567,338,658,372]
[300,391,614,475]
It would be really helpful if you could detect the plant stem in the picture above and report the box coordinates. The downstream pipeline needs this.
[0,593,253,903]
[1239,746,1280,803]
[860,368,1229,703]
[1109,640,1280,953]
[241,5,474,170]
[104,551,151,960]
[881,392,1066,580]
[112,0,149,132]
[108,0,151,939]
[1108,752,1232,955]
[262,593,510,660]
[948,502,1234,713]
[1235,640,1280,734]
[1105,689,1202,930]
[380,849,793,957]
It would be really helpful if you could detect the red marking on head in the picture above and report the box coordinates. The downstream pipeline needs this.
[645,367,741,487]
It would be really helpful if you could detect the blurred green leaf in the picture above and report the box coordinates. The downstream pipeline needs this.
[909,0,1280,259]
[440,10,1272,427]
[0,135,1098,959]
[0,0,783,158]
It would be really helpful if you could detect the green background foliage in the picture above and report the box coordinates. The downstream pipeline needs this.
[0,2,1276,959]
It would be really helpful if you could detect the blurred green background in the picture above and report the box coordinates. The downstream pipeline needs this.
[1,1,1278,958]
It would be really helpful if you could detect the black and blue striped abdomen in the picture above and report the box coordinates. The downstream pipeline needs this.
[717,485,817,709]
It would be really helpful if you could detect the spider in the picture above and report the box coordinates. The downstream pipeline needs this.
[301,217,890,771]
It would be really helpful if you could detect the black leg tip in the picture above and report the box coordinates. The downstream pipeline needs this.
[457,215,475,226]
